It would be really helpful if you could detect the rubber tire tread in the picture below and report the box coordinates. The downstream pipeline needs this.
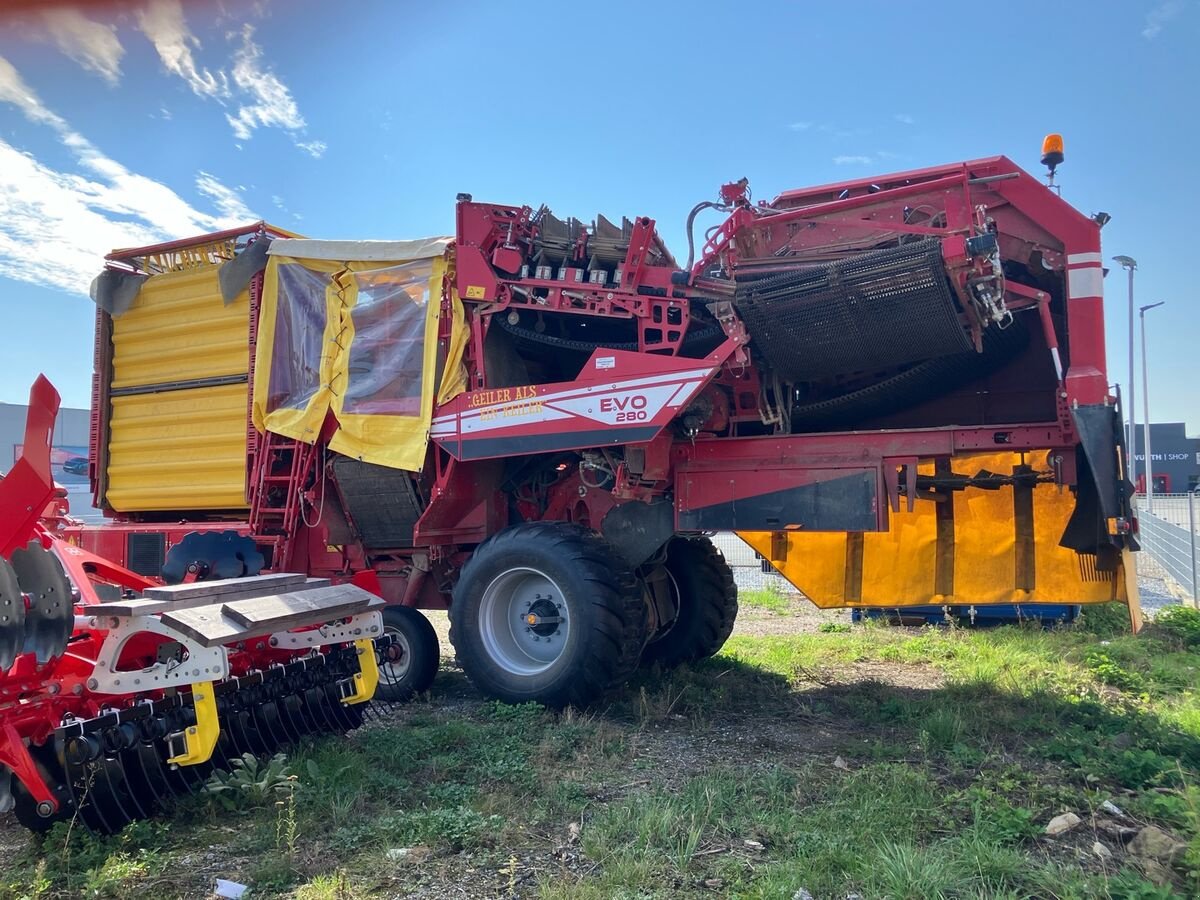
[449,522,646,708]
[376,606,440,702]
[641,537,738,668]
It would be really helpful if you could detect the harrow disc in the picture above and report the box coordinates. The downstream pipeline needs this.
[161,531,266,584]
[0,557,25,671]
[10,541,73,664]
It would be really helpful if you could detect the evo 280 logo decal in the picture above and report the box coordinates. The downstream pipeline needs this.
[431,369,713,437]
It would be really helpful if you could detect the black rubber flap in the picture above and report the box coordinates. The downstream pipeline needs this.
[218,237,272,304]
[90,268,147,317]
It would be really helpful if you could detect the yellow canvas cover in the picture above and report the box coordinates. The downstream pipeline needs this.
[252,245,466,471]
[739,450,1137,618]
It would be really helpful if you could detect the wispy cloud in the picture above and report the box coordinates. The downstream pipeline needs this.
[40,7,124,85]
[137,0,229,98]
[135,3,324,157]
[893,113,915,125]
[1143,1,1185,38]
[833,155,873,165]
[0,54,255,294]
[789,121,813,131]
[225,25,323,156]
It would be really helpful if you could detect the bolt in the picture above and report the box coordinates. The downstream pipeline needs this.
[47,684,60,695]
[72,684,83,695]
[86,678,98,690]
[188,726,197,734]
[36,801,54,818]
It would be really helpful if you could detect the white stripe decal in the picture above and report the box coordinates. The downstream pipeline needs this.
[1067,267,1103,298]
[435,368,714,427]
[1066,252,1102,265]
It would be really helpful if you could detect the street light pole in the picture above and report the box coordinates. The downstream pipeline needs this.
[1114,256,1137,491]
[1140,301,1165,512]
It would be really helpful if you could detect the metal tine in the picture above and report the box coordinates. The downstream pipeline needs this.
[87,758,139,833]
[128,742,172,813]
[60,734,111,834]
[261,668,300,746]
[252,697,291,753]
[0,557,25,671]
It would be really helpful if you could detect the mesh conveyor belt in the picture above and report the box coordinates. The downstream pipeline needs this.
[734,239,973,381]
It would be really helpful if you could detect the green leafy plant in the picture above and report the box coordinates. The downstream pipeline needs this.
[818,622,852,633]
[204,752,295,810]
[1085,651,1146,693]
[1155,605,1200,648]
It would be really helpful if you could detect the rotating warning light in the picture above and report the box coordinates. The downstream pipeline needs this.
[1041,134,1065,174]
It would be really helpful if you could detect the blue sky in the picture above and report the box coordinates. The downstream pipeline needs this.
[1,0,1197,432]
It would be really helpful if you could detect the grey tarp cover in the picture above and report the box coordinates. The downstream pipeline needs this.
[217,236,273,304]
[90,268,148,317]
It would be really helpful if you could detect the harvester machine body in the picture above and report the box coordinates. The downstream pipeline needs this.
[36,151,1136,746]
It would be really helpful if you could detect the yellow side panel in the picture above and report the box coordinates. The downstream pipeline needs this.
[740,450,1133,611]
[112,267,249,389]
[106,383,249,511]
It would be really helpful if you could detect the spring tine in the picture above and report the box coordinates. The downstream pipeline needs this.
[0,557,25,671]
[88,758,138,833]
[131,742,172,812]
[61,736,108,833]
[302,685,338,735]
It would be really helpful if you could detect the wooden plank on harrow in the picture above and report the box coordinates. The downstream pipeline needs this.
[143,572,308,603]
[160,584,379,647]
[104,577,331,616]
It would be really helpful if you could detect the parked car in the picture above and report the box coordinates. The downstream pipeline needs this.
[61,456,89,476]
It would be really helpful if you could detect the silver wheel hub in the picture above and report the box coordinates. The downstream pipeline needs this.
[380,627,412,683]
[479,567,570,676]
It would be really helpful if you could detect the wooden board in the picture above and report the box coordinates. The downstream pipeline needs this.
[159,584,381,647]
[143,572,308,603]
[103,578,332,617]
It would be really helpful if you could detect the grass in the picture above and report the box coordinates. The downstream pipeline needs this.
[3,605,1199,898]
[737,583,792,614]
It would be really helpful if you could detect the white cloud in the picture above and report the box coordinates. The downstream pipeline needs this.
[40,7,124,85]
[1143,1,1185,38]
[295,139,326,158]
[788,121,813,131]
[137,0,229,98]
[226,24,302,137]
[833,155,873,165]
[893,113,915,125]
[0,54,255,295]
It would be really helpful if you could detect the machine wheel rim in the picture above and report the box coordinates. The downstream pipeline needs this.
[380,627,413,684]
[478,567,571,676]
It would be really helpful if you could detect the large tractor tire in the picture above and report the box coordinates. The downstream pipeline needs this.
[376,606,440,702]
[641,537,738,669]
[449,523,647,708]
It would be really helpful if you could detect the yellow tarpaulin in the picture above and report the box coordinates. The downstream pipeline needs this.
[739,451,1136,614]
[252,249,466,472]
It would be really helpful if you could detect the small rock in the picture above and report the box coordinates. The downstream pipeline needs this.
[386,848,412,861]
[1096,820,1139,842]
[1092,841,1112,860]
[1138,858,1175,887]
[703,878,725,890]
[1127,825,1187,865]
[567,821,581,843]
[743,838,766,852]
[1099,799,1126,818]
[846,894,864,900]
[833,756,849,770]
[792,890,815,900]
[1110,732,1134,750]
[214,881,247,900]
[1045,812,1082,836]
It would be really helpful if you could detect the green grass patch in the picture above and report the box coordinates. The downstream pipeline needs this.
[4,610,1199,898]
[738,584,792,614]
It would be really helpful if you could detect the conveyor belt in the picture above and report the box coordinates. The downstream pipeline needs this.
[734,239,973,381]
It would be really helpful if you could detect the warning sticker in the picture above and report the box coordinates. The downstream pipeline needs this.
[596,356,616,370]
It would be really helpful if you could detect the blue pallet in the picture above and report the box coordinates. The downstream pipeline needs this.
[851,603,1081,627]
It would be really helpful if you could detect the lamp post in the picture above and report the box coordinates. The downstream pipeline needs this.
[1114,256,1138,491]
[1140,301,1165,512]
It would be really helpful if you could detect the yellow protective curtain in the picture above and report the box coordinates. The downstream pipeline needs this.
[739,450,1136,611]
[252,253,466,471]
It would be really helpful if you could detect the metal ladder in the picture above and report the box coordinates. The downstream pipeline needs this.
[248,430,318,570]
